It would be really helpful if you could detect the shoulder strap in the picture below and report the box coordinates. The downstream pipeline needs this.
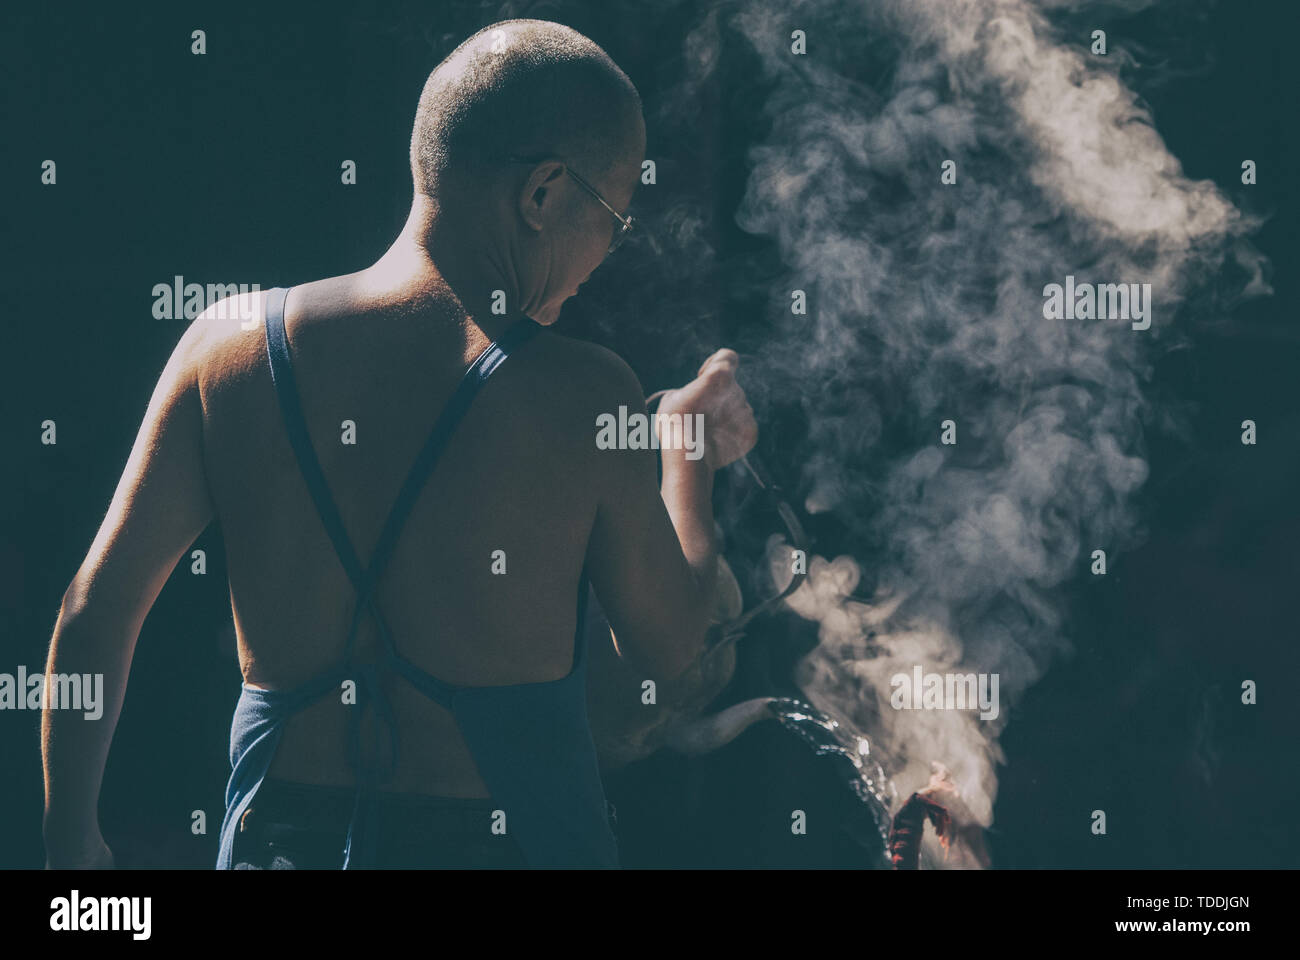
[264,285,543,608]
[357,316,543,599]
[264,286,365,588]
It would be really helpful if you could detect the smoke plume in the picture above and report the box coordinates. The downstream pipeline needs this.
[697,0,1266,864]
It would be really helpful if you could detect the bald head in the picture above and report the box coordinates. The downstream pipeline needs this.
[411,20,644,198]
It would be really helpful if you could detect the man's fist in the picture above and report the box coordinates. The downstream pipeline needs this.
[656,349,758,470]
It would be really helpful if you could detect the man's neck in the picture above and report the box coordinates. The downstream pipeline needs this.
[362,196,525,336]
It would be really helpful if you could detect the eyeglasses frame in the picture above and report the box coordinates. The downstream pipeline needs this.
[505,155,635,255]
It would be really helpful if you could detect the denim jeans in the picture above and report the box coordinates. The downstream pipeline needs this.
[230,777,530,869]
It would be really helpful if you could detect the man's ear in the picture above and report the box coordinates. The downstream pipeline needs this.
[518,161,567,232]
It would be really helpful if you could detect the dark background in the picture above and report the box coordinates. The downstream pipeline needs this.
[2,0,1296,869]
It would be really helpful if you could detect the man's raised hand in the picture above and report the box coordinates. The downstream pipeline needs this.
[656,349,758,471]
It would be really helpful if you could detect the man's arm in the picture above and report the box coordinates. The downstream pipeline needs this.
[42,315,215,867]
[584,348,756,686]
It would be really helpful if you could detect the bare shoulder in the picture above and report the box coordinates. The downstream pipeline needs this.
[508,329,654,486]
[186,289,280,394]
[519,328,647,412]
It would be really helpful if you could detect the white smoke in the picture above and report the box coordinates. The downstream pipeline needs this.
[718,0,1269,864]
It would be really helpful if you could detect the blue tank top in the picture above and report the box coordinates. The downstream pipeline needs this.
[216,287,620,869]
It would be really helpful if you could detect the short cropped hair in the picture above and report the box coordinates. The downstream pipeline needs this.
[411,20,643,197]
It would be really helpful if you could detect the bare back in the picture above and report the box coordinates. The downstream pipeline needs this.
[198,277,611,797]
